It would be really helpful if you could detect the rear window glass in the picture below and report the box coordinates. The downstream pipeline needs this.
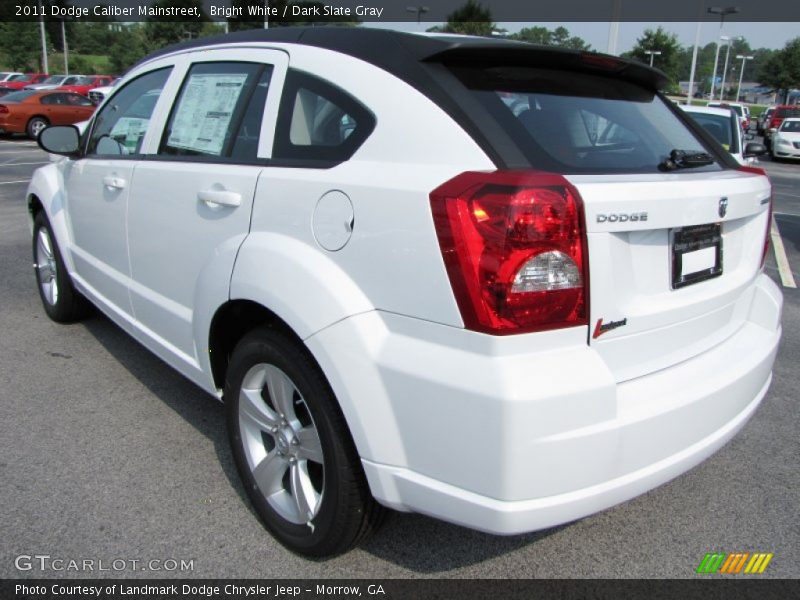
[1,90,36,102]
[449,65,721,174]
[776,108,800,118]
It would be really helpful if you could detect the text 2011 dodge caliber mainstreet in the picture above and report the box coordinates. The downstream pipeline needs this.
[27,28,782,557]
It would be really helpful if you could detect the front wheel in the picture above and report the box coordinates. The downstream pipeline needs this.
[225,327,384,557]
[27,116,49,140]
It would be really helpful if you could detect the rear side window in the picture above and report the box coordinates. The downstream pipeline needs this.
[449,65,720,174]
[273,70,375,165]
[160,62,271,159]
[87,68,171,157]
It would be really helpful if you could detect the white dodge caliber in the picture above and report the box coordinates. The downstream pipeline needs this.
[28,28,782,557]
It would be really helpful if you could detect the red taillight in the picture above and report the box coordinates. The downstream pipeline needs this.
[0,105,8,114]
[762,200,773,270]
[738,165,772,269]
[430,171,588,335]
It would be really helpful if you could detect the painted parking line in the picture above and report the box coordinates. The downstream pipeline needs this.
[0,180,30,185]
[0,161,48,167]
[771,214,797,289]
[0,162,48,168]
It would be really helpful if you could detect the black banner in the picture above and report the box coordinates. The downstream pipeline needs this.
[3,0,800,23]
[3,579,800,600]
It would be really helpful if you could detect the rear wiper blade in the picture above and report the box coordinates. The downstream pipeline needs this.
[658,149,714,171]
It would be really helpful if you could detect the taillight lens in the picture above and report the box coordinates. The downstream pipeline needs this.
[0,105,9,114]
[737,165,772,269]
[430,171,588,335]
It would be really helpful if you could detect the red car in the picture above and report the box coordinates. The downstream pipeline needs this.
[58,75,114,96]
[3,73,48,90]
[0,89,95,139]
[765,105,800,147]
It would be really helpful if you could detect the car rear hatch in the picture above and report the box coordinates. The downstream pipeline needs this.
[432,49,772,382]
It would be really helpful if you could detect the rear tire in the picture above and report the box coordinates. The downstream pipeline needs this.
[26,116,48,140]
[32,211,89,323]
[225,327,385,557]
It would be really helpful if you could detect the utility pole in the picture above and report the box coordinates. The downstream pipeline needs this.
[61,19,68,75]
[606,0,622,56]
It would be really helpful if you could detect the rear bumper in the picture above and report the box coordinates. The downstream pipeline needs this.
[306,274,782,535]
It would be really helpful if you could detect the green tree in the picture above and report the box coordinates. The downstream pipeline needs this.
[427,0,494,37]
[0,21,42,71]
[144,0,210,50]
[759,38,800,103]
[108,25,149,75]
[71,21,118,56]
[227,0,357,30]
[624,26,682,85]
[511,26,590,50]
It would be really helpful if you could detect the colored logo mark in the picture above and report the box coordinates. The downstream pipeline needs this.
[696,552,773,574]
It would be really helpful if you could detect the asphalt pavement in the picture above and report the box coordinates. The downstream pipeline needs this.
[0,136,798,579]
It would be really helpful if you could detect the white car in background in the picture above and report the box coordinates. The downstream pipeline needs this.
[0,71,24,82]
[770,117,800,161]
[88,78,120,105]
[681,105,766,165]
[25,75,86,91]
[28,28,782,557]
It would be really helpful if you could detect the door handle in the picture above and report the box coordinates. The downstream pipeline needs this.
[102,175,126,189]
[197,189,241,208]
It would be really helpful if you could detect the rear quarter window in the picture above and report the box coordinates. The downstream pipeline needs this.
[272,70,375,166]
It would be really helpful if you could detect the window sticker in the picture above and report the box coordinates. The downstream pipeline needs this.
[167,73,248,155]
[109,117,149,154]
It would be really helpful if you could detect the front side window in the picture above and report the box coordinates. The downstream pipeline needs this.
[87,68,171,157]
[273,70,375,164]
[781,120,800,132]
[160,62,270,159]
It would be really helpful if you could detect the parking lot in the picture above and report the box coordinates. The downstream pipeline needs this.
[0,136,798,579]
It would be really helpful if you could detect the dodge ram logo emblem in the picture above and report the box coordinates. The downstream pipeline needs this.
[719,197,728,218]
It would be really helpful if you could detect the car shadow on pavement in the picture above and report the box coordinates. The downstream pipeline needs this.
[360,514,567,573]
[80,314,261,523]
[81,312,569,571]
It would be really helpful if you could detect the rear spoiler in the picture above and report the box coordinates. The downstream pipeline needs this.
[422,44,669,91]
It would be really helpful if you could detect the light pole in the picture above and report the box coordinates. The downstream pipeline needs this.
[735,54,753,102]
[710,35,728,102]
[644,50,662,67]
[719,36,742,101]
[406,5,429,24]
[707,6,739,101]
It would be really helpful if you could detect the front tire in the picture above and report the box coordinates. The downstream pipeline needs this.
[225,327,384,557]
[32,211,88,322]
[27,116,49,140]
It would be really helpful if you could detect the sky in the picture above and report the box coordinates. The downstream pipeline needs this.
[371,22,800,53]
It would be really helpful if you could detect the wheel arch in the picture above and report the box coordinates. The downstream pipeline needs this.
[208,299,302,391]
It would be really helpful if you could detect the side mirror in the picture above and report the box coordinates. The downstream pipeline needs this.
[743,142,767,157]
[38,125,80,157]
